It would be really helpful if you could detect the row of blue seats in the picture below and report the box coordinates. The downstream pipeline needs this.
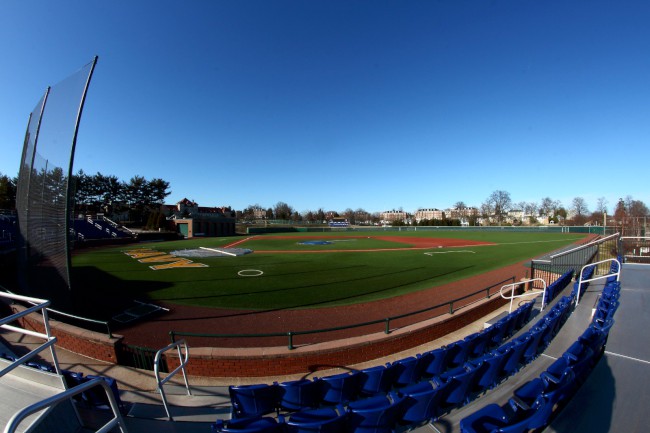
[62,370,126,413]
[225,301,536,420]
[572,264,597,302]
[0,354,125,413]
[605,259,621,284]
[543,269,574,307]
[71,219,130,240]
[0,353,59,373]
[460,279,620,432]
[214,295,574,432]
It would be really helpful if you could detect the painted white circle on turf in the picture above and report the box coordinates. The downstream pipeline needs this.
[238,269,264,277]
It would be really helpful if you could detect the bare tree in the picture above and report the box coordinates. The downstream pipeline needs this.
[626,197,649,217]
[273,202,294,220]
[571,197,589,225]
[539,197,554,217]
[486,190,512,224]
[480,201,494,222]
[571,197,589,217]
[343,208,355,224]
[525,201,538,217]
[596,197,608,215]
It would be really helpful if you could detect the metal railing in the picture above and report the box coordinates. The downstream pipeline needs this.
[619,236,650,263]
[1,287,112,338]
[154,339,191,421]
[3,377,128,433]
[531,233,619,284]
[575,258,621,306]
[170,276,515,350]
[0,292,61,378]
[500,278,547,314]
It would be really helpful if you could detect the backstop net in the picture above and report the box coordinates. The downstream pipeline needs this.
[15,58,97,305]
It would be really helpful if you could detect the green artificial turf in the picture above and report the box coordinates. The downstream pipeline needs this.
[71,231,586,314]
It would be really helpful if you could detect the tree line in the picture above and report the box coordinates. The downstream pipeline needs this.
[1,171,648,227]
[0,170,170,226]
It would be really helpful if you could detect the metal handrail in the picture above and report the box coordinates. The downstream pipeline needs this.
[500,278,547,314]
[1,287,112,338]
[154,339,191,421]
[575,258,621,306]
[170,276,515,349]
[549,233,620,259]
[0,292,61,378]
[3,377,128,433]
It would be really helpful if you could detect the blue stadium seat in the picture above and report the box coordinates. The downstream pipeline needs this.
[316,371,361,405]
[500,335,530,377]
[213,416,282,433]
[521,324,546,363]
[439,363,480,408]
[465,331,490,360]
[83,375,124,412]
[392,356,421,388]
[562,342,597,384]
[278,379,323,412]
[397,379,450,424]
[578,324,611,355]
[460,396,550,433]
[229,383,281,419]
[486,322,507,348]
[347,392,406,433]
[469,349,510,392]
[419,347,450,379]
[445,339,473,369]
[284,405,347,433]
[359,363,398,397]
[512,369,575,424]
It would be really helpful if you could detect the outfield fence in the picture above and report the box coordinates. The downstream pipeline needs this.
[248,225,610,235]
[169,276,515,350]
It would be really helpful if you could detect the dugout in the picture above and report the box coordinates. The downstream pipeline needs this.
[171,216,235,238]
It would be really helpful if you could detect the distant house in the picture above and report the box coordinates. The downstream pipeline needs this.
[415,208,443,223]
[161,198,236,238]
[380,210,408,224]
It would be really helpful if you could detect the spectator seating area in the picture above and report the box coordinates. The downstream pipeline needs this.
[542,269,574,307]
[0,214,16,251]
[213,276,583,432]
[0,352,125,414]
[71,216,132,241]
[1,260,628,433]
[459,277,620,432]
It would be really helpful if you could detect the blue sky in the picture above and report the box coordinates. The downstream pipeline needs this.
[1,1,648,215]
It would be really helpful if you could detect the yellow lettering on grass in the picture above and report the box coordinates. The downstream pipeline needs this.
[124,249,163,259]
[139,254,178,263]
[150,259,209,270]
[124,248,208,269]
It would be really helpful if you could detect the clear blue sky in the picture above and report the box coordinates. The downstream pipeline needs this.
[1,1,648,215]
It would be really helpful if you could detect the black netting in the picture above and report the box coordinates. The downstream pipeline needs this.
[15,59,96,305]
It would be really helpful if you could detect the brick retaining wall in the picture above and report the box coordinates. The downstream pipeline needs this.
[9,286,518,377]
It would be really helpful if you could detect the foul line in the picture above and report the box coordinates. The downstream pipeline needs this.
[225,236,256,248]
[497,239,582,246]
